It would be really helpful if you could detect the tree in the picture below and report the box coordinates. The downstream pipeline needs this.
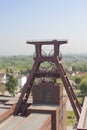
[0,83,6,94]
[6,75,18,96]
[79,79,87,96]
[74,76,81,84]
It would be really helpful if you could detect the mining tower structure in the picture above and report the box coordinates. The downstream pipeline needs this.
[13,40,82,130]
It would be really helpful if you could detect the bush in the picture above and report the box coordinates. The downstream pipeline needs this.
[79,79,87,96]
[67,111,76,126]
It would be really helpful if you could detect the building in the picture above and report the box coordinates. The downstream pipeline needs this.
[26,82,67,130]
[0,73,7,84]
[18,75,27,88]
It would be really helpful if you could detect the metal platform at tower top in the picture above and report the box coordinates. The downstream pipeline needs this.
[27,40,67,59]
[14,39,81,121]
[26,39,67,45]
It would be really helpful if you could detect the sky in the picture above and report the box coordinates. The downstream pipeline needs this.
[0,0,87,55]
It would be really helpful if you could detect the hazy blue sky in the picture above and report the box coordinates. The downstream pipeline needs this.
[0,0,87,55]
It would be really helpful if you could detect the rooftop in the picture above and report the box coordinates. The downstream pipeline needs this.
[77,96,87,130]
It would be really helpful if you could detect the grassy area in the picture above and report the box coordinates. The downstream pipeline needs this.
[67,111,76,126]
[74,89,84,105]
[77,97,84,105]
[74,89,80,94]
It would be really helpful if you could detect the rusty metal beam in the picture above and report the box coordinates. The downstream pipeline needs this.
[26,39,67,45]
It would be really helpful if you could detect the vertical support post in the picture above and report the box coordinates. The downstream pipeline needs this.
[36,44,41,57]
[54,44,59,56]
[13,60,40,115]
